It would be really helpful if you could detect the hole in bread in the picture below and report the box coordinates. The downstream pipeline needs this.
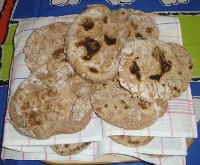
[104,35,117,46]
[189,64,193,70]
[80,17,94,31]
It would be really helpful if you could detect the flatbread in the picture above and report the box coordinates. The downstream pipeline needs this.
[65,5,120,82]
[91,79,166,130]
[51,142,91,156]
[114,9,159,43]
[24,22,69,72]
[9,60,92,139]
[110,135,154,147]
[118,38,193,102]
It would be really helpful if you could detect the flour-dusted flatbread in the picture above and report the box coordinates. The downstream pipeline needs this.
[9,59,92,139]
[24,22,69,72]
[118,38,193,102]
[114,9,159,43]
[168,42,193,92]
[90,79,167,130]
[51,142,91,156]
[110,135,154,147]
[65,5,121,82]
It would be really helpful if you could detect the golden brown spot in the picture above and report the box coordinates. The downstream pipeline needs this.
[52,48,64,59]
[96,107,102,112]
[77,37,101,61]
[174,87,180,93]
[138,100,150,109]
[102,83,107,88]
[189,64,193,70]
[104,35,117,46]
[28,111,43,126]
[128,139,140,145]
[121,11,125,15]
[120,100,126,104]
[47,88,58,97]
[135,33,143,38]
[88,67,99,74]
[178,71,182,75]
[130,21,138,30]
[114,105,117,109]
[64,144,69,148]
[80,17,94,31]
[162,84,165,86]
[146,27,153,34]
[22,101,30,110]
[124,105,130,109]
[102,16,108,23]
[104,104,108,108]
[130,61,141,80]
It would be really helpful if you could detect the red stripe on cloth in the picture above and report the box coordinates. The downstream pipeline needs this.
[28,138,31,146]
[159,157,162,165]
[93,142,96,161]
[167,111,194,115]
[69,155,72,160]
[187,89,196,137]
[147,127,151,136]
[79,131,81,143]
[182,156,186,165]
[175,17,181,45]
[44,146,47,161]
[22,152,25,160]
[160,137,164,155]
[109,139,113,153]
[53,135,57,144]
[170,98,193,102]
[2,148,6,160]
[168,113,174,137]
[136,147,139,158]
[20,146,23,152]
[2,122,8,146]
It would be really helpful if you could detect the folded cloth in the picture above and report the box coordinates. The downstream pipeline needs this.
[4,136,187,156]
[1,147,186,165]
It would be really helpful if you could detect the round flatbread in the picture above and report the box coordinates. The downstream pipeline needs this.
[110,135,154,147]
[114,9,159,43]
[9,60,92,139]
[168,42,193,92]
[118,38,193,102]
[51,142,91,156]
[65,5,121,82]
[91,79,166,130]
[24,22,69,72]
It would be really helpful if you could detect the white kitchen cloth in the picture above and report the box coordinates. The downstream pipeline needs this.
[5,136,187,156]
[1,147,186,165]
[1,14,197,163]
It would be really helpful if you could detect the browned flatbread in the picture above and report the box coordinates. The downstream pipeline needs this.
[91,79,168,130]
[118,38,193,102]
[9,59,92,139]
[51,142,91,156]
[24,22,69,72]
[114,9,159,43]
[110,135,154,147]
[65,5,121,82]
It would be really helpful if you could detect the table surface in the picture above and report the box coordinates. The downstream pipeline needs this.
[0,0,200,164]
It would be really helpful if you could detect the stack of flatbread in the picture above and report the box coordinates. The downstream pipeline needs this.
[8,5,193,158]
